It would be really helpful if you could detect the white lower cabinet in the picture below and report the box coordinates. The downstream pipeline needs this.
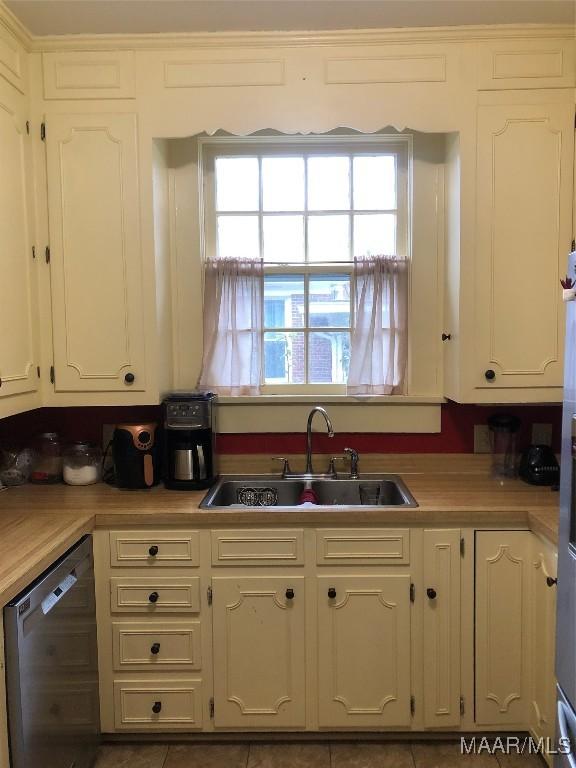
[317,575,411,728]
[422,529,461,728]
[530,535,558,763]
[475,531,533,726]
[212,576,306,729]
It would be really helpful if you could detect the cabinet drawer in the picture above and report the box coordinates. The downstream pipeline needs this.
[113,679,203,730]
[109,531,199,567]
[112,622,201,671]
[110,577,200,613]
[211,529,304,566]
[316,528,410,565]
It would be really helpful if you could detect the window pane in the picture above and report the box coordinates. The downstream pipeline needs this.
[309,275,350,328]
[353,155,396,210]
[264,331,305,384]
[353,213,396,257]
[215,157,259,211]
[309,332,350,384]
[308,215,350,262]
[264,275,305,329]
[217,215,259,259]
[262,157,305,211]
[263,215,305,262]
[308,156,350,210]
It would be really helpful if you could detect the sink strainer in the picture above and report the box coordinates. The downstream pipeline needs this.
[237,487,279,506]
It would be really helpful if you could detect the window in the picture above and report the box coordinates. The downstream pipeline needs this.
[201,136,410,394]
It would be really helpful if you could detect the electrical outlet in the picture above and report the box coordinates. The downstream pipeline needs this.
[532,423,553,446]
[474,424,491,454]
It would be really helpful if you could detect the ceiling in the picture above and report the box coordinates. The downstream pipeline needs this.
[5,0,576,37]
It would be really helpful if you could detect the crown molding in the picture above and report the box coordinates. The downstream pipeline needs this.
[19,23,576,53]
[0,1,33,51]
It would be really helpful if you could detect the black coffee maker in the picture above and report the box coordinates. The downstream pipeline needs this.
[163,392,218,490]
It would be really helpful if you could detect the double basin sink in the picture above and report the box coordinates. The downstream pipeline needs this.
[200,475,418,509]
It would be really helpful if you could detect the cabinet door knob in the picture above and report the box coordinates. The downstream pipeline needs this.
[546,576,558,588]
[124,372,135,384]
[148,591,159,603]
[285,588,295,600]
[484,369,496,381]
[441,333,452,341]
[148,545,159,557]
[152,701,162,714]
[328,587,337,599]
[150,642,161,655]
[426,588,437,600]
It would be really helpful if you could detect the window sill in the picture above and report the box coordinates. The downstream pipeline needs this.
[216,394,446,405]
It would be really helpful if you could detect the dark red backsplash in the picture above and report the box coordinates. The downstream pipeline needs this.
[0,401,562,454]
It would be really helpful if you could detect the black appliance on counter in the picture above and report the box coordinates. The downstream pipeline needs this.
[163,392,218,490]
[519,444,560,486]
[112,422,161,489]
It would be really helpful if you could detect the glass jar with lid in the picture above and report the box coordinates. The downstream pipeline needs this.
[63,442,101,486]
[30,432,63,484]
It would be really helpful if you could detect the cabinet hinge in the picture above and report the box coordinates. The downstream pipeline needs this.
[572,238,576,252]
[207,585,213,606]
[209,697,215,719]
[410,583,415,603]
[460,695,465,716]
[32,246,36,260]
[49,365,55,384]
[36,366,40,379]
[460,537,465,557]
[25,120,29,135]
[410,695,415,716]
[45,246,50,264]
[40,122,46,141]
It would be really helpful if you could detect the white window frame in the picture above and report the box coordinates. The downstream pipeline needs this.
[199,134,412,395]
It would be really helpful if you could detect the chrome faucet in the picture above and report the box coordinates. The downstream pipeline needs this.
[305,406,334,475]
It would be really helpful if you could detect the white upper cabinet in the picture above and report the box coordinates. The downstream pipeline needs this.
[0,80,38,401]
[474,94,574,394]
[45,112,146,392]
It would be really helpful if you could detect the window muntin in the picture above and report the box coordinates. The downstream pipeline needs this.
[203,137,410,392]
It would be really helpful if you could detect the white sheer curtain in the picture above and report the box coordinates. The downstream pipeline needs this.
[198,258,264,396]
[347,255,408,395]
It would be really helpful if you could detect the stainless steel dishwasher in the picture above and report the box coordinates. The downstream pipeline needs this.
[4,534,100,768]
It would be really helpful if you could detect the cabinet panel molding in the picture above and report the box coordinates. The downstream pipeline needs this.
[325,54,446,84]
[43,51,136,99]
[45,112,146,392]
[316,528,409,565]
[112,621,201,671]
[423,529,461,728]
[110,530,200,567]
[211,529,304,566]
[110,577,200,613]
[163,57,285,88]
[212,576,306,728]
[475,531,532,725]
[317,575,411,727]
[478,40,575,89]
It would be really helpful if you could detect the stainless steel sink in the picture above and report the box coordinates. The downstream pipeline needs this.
[199,474,418,509]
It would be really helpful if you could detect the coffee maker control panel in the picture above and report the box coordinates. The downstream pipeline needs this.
[164,394,215,430]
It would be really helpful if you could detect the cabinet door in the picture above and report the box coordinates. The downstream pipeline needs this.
[45,112,145,392]
[475,98,574,390]
[317,575,411,728]
[212,577,306,729]
[0,81,37,399]
[475,531,532,725]
[423,529,461,728]
[531,537,557,757]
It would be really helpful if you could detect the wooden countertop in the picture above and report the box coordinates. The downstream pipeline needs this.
[0,454,559,606]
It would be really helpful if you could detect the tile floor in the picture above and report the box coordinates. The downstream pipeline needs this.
[95,741,548,768]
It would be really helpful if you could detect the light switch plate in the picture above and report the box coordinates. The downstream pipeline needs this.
[531,423,552,446]
[474,424,491,454]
